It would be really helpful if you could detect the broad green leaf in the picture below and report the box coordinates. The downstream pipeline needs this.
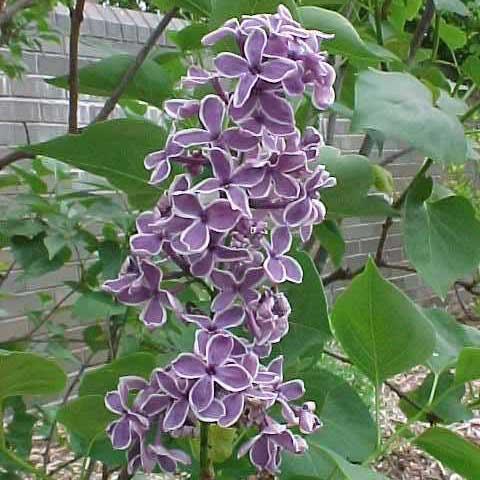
[415,427,480,480]
[462,55,480,86]
[433,0,470,16]
[423,308,480,374]
[11,234,70,279]
[318,147,396,218]
[313,220,345,268]
[404,175,480,297]
[436,90,468,117]
[352,69,467,165]
[153,0,211,16]
[24,119,166,209]
[275,250,330,363]
[0,352,66,400]
[456,348,480,384]
[170,23,210,51]
[439,19,467,50]
[73,291,125,322]
[47,54,183,108]
[79,352,156,396]
[210,0,298,25]
[298,6,386,60]
[331,258,435,385]
[283,442,387,479]
[9,166,47,194]
[4,397,35,458]
[400,372,472,424]
[302,368,377,461]
[57,395,115,445]
[98,240,125,281]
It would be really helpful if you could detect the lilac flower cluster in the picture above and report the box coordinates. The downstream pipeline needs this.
[104,5,335,476]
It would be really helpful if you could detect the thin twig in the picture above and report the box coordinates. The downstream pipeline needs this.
[407,0,435,65]
[0,0,35,28]
[43,352,95,469]
[380,147,415,167]
[8,289,77,343]
[94,7,178,123]
[68,0,86,134]
[0,261,15,289]
[0,150,34,171]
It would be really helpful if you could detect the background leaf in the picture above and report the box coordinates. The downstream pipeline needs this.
[24,119,166,209]
[352,70,467,165]
[0,352,66,400]
[404,175,480,297]
[331,259,435,384]
[415,427,480,480]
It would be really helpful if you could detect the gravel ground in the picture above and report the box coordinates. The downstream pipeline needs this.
[20,370,479,479]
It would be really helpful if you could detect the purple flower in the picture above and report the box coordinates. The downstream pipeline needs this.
[210,267,264,312]
[164,99,200,120]
[105,377,151,450]
[263,227,303,283]
[195,147,263,216]
[238,419,306,473]
[144,135,183,185]
[172,334,252,413]
[172,193,242,253]
[174,95,258,152]
[215,28,296,107]
[105,259,182,329]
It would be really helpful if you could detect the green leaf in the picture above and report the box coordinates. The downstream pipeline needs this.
[0,352,66,400]
[4,397,35,458]
[371,164,394,195]
[313,220,345,268]
[439,19,467,50]
[436,90,468,117]
[9,166,47,194]
[433,0,470,16]
[462,55,480,87]
[352,69,467,165]
[153,0,211,16]
[298,6,386,60]
[83,325,109,353]
[456,347,480,384]
[423,308,480,374]
[24,119,167,209]
[57,395,115,445]
[331,258,435,385]
[210,0,298,25]
[11,234,71,279]
[302,368,377,462]
[191,425,236,464]
[318,147,396,218]
[275,250,330,363]
[98,240,124,281]
[400,372,472,424]
[404,175,480,297]
[415,427,480,480]
[79,352,156,397]
[73,291,125,322]
[43,233,69,260]
[170,23,210,51]
[47,54,183,108]
[283,443,387,479]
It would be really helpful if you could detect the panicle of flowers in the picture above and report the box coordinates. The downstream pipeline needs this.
[103,4,336,476]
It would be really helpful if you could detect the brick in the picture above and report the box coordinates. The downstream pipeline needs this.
[24,263,79,292]
[125,9,151,43]
[25,123,67,143]
[9,75,66,99]
[54,3,71,32]
[83,2,107,38]
[111,7,137,42]
[0,122,28,145]
[100,5,123,40]
[0,75,11,96]
[37,54,69,76]
[0,317,29,340]
[0,99,41,122]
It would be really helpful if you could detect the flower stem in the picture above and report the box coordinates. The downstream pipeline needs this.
[200,422,214,479]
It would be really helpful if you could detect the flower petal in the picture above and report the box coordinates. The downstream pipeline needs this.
[282,256,303,283]
[222,128,259,152]
[174,128,211,147]
[245,27,267,68]
[163,398,190,431]
[209,147,232,181]
[214,306,245,329]
[200,94,225,137]
[189,375,214,412]
[172,193,203,218]
[214,53,249,77]
[196,398,226,422]
[219,393,244,427]
[233,72,258,108]
[206,200,242,232]
[271,226,291,255]
[259,58,296,82]
[259,91,294,125]
[207,333,234,366]
[172,354,206,379]
[215,364,251,391]
[180,221,210,253]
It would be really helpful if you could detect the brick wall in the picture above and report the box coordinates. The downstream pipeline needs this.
[0,4,446,366]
